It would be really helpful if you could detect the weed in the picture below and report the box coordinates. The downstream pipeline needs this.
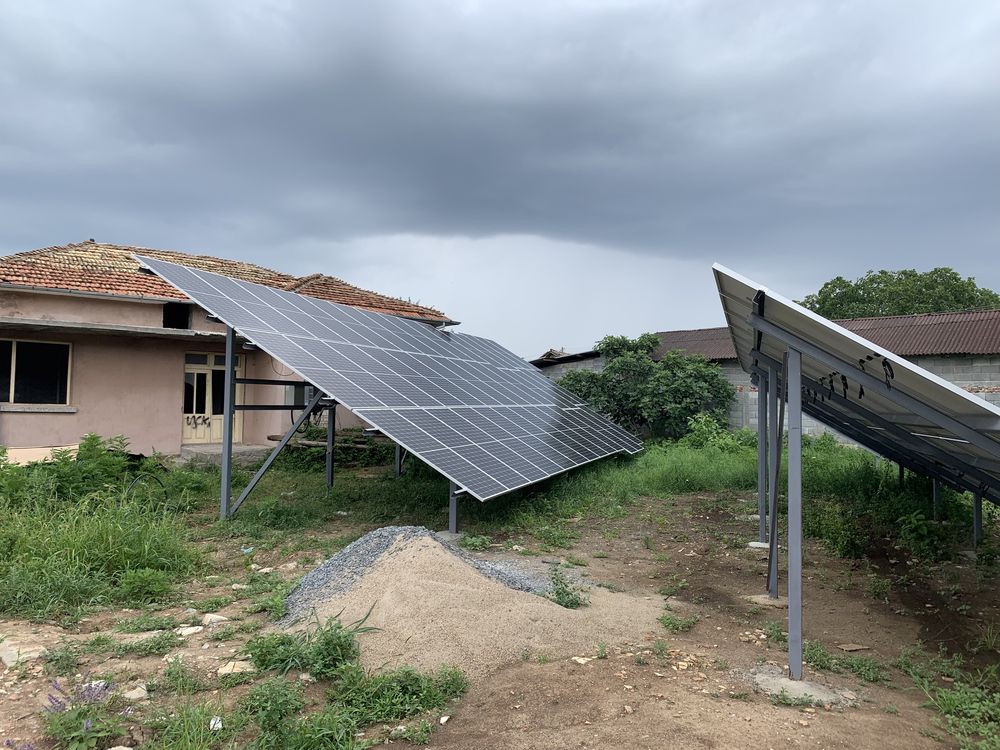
[191,595,233,613]
[970,623,1000,655]
[657,575,688,597]
[713,658,731,671]
[634,653,648,665]
[770,688,820,707]
[209,620,264,641]
[596,642,608,659]
[116,631,183,658]
[457,534,491,551]
[803,641,837,672]
[146,701,244,748]
[642,535,653,550]
[326,662,468,727]
[564,555,588,567]
[243,613,376,678]
[595,581,624,593]
[43,643,82,677]
[592,551,609,559]
[883,704,899,714]
[42,679,124,750]
[115,612,180,633]
[658,612,699,633]
[652,640,668,658]
[239,676,305,735]
[153,656,205,695]
[844,654,887,683]
[865,575,891,602]
[546,567,589,609]
[762,620,787,646]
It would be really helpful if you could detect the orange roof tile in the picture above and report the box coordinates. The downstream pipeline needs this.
[0,240,451,323]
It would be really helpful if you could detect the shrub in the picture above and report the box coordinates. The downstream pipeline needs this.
[546,567,589,609]
[326,662,468,726]
[243,614,376,677]
[239,677,305,735]
[558,334,734,438]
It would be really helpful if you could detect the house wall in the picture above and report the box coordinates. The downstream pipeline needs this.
[0,290,365,455]
[0,290,225,333]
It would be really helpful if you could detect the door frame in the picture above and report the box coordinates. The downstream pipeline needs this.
[182,352,245,444]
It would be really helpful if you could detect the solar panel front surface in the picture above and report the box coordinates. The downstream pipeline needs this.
[714,263,1000,504]
[137,255,643,500]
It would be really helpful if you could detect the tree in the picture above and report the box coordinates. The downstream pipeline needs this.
[558,334,735,439]
[800,268,1000,319]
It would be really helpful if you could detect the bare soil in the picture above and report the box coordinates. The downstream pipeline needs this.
[3,490,996,748]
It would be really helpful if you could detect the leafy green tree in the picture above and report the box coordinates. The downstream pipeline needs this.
[800,268,1000,319]
[558,335,735,439]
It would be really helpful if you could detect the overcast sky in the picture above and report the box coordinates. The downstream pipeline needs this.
[1,1,998,357]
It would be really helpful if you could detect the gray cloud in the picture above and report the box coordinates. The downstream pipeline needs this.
[1,1,998,354]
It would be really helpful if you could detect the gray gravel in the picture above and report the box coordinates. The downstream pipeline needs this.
[283,525,551,623]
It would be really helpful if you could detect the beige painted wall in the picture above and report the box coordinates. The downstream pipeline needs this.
[0,290,225,333]
[0,330,363,455]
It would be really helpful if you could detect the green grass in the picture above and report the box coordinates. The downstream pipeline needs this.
[762,620,788,646]
[243,614,376,678]
[327,662,468,727]
[770,688,822,707]
[658,611,699,633]
[115,613,182,633]
[546,567,589,609]
[191,594,234,613]
[803,640,888,683]
[152,657,206,695]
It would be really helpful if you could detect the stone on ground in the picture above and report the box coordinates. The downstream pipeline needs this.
[123,684,148,701]
[743,593,788,608]
[202,613,229,626]
[218,660,255,676]
[750,664,842,705]
[0,643,48,667]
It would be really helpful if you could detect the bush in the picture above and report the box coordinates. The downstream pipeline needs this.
[240,677,305,736]
[558,334,734,439]
[243,614,376,678]
[546,567,589,609]
[327,662,468,726]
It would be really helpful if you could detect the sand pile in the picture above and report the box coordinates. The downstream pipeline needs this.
[283,528,664,679]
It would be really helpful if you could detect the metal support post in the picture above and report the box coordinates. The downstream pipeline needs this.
[787,347,804,681]
[973,490,984,547]
[395,444,403,478]
[448,482,459,534]
[767,362,780,598]
[230,390,325,516]
[757,373,768,543]
[219,327,236,520]
[932,478,941,521]
[325,404,335,491]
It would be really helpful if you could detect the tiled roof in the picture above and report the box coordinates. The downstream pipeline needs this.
[0,240,450,323]
[660,309,1000,360]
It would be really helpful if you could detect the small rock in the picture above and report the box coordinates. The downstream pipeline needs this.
[175,626,204,637]
[623,705,634,715]
[217,660,255,676]
[257,567,274,575]
[0,644,48,667]
[298,672,316,684]
[837,643,868,652]
[571,656,593,665]
[390,726,408,738]
[202,614,229,626]
[798,720,810,727]
[841,690,857,701]
[278,562,299,572]
[210,716,224,731]
[231,584,249,590]
[109,746,135,750]
[123,685,148,701]
[439,715,450,725]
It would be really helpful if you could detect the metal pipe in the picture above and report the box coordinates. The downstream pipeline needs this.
[757,373,768,543]
[448,482,459,534]
[974,491,984,546]
[326,404,335,491]
[230,390,325,516]
[395,444,403,478]
[786,347,804,680]
[767,362,780,598]
[219,327,236,520]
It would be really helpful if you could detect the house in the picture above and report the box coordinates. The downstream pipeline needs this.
[533,311,1000,435]
[0,240,452,462]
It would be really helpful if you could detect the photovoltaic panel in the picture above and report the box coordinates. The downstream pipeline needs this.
[714,263,1000,507]
[137,255,643,500]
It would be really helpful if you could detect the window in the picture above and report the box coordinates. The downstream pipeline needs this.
[163,302,191,329]
[0,340,71,404]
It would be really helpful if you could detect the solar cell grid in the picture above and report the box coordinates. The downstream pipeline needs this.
[137,255,643,500]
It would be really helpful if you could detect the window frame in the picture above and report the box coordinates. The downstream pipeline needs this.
[0,338,73,405]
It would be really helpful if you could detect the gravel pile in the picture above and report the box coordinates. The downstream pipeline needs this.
[284,525,549,623]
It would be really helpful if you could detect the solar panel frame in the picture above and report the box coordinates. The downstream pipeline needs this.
[136,255,642,500]
[714,263,1000,505]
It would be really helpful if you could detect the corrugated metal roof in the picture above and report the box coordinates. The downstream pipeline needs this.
[657,309,1000,361]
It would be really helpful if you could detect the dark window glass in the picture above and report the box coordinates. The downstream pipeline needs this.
[13,342,70,404]
[212,369,225,415]
[195,372,207,414]
[0,340,10,402]
[162,302,191,329]
[185,353,209,365]
[184,372,195,413]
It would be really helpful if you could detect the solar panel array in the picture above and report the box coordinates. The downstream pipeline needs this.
[714,263,1000,507]
[137,255,643,500]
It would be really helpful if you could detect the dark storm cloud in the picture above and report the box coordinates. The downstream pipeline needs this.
[1,0,998,277]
